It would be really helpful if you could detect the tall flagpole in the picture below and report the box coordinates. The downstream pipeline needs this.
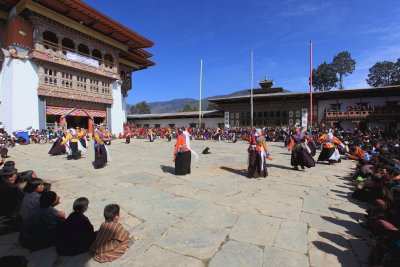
[309,40,313,130]
[250,50,254,128]
[199,59,203,128]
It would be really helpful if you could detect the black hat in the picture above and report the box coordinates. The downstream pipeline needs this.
[0,168,17,178]
[202,147,211,154]
[3,161,15,169]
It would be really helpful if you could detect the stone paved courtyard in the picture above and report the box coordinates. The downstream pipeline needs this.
[0,139,371,267]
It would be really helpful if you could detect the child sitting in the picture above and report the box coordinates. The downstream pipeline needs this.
[90,204,130,262]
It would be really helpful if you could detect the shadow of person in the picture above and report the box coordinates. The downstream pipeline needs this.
[220,166,248,177]
[267,163,295,171]
[160,165,175,174]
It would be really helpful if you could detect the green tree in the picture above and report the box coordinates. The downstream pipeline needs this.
[181,104,198,112]
[206,102,219,110]
[312,62,338,91]
[332,51,356,89]
[366,61,399,87]
[130,101,151,114]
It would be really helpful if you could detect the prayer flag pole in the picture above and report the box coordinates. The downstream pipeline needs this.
[199,59,203,128]
[250,50,254,128]
[309,40,313,132]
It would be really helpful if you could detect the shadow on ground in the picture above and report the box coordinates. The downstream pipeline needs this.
[220,166,248,177]
[267,163,295,171]
[160,165,175,174]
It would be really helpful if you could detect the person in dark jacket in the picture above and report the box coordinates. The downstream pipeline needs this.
[19,191,65,250]
[56,197,95,256]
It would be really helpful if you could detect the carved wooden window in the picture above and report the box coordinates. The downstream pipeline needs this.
[92,49,102,61]
[43,68,57,86]
[76,76,86,91]
[78,44,90,56]
[61,72,73,89]
[104,54,114,69]
[43,31,58,51]
[89,78,99,93]
[101,81,110,95]
[61,38,75,54]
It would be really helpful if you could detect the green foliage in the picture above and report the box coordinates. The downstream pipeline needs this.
[130,101,151,114]
[312,62,338,91]
[332,51,356,89]
[206,102,219,110]
[366,60,400,87]
[181,104,198,112]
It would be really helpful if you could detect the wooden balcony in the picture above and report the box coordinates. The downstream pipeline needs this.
[324,108,400,121]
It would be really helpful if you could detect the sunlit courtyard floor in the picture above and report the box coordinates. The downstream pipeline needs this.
[0,139,371,267]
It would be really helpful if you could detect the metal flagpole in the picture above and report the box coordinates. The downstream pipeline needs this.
[199,59,203,128]
[250,50,254,128]
[309,40,313,132]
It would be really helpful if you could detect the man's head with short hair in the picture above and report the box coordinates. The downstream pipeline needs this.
[40,191,59,208]
[104,204,120,222]
[73,197,89,213]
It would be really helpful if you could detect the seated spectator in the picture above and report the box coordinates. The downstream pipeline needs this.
[21,178,45,220]
[91,204,130,263]
[347,146,366,160]
[0,168,24,214]
[56,197,95,256]
[1,160,15,171]
[19,191,65,250]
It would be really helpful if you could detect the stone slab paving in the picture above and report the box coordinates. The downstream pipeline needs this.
[0,139,370,266]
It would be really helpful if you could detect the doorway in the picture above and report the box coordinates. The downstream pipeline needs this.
[66,116,89,129]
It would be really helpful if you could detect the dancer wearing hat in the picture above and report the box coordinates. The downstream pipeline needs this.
[61,129,86,160]
[173,127,198,175]
[317,129,343,164]
[288,126,315,170]
[247,128,271,178]
[93,125,111,169]
[48,127,66,156]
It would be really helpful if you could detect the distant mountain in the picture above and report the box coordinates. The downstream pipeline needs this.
[128,89,249,114]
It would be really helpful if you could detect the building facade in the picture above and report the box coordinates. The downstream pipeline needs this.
[209,83,400,132]
[127,110,224,129]
[0,0,154,134]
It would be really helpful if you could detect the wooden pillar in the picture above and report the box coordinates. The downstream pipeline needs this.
[88,118,94,133]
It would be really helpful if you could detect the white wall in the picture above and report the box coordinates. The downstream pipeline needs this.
[0,57,39,132]
[110,81,125,134]
[131,117,223,128]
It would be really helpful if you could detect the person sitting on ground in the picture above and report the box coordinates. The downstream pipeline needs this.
[56,197,95,256]
[0,168,23,233]
[90,204,130,263]
[21,178,45,220]
[19,191,65,250]
[347,145,366,161]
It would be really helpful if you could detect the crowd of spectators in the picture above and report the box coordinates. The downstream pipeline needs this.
[347,103,375,112]
[0,160,132,265]
[338,128,400,266]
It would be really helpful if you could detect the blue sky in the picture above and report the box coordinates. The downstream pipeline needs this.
[84,0,400,104]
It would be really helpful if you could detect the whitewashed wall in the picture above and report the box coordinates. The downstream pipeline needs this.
[130,117,223,128]
[0,57,39,132]
[110,81,125,134]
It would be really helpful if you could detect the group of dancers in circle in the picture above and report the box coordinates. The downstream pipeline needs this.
[247,125,345,178]
[48,125,112,169]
